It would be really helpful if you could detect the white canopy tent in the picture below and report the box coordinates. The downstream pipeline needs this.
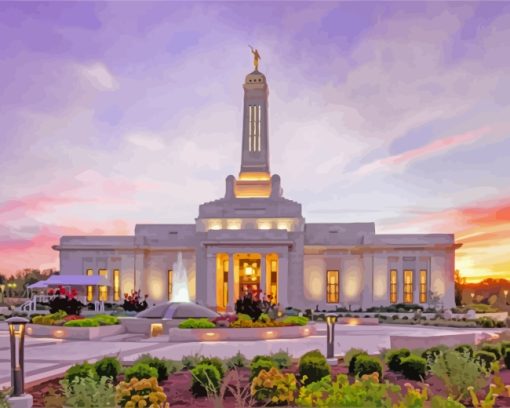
[27,275,111,289]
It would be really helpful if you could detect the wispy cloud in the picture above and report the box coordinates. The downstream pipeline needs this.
[79,62,119,91]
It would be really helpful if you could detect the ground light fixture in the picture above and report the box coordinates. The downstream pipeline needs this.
[325,313,338,364]
[6,316,33,407]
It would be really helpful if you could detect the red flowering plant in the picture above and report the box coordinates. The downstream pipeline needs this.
[46,285,84,315]
[48,288,55,296]
[212,314,238,328]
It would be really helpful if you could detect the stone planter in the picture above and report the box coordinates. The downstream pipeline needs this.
[168,323,316,342]
[27,324,124,340]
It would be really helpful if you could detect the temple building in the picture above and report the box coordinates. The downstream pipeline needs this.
[53,61,459,311]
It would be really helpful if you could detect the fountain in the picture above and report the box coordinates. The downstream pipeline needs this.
[170,252,190,303]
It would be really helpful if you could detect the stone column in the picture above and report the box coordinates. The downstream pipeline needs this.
[205,249,217,309]
[227,253,235,311]
[260,254,267,297]
[278,251,289,307]
[134,250,145,294]
[414,266,421,305]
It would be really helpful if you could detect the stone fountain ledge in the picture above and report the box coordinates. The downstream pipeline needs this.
[168,323,316,342]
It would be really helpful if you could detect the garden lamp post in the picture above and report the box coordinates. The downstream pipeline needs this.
[7,317,29,397]
[325,313,337,361]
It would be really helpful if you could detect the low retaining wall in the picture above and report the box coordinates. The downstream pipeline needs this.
[390,333,476,349]
[337,317,379,325]
[168,324,316,342]
[119,317,181,335]
[27,324,125,340]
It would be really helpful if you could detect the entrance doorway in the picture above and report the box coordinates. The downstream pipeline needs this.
[239,258,261,297]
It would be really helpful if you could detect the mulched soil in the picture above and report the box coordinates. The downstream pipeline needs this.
[28,363,510,408]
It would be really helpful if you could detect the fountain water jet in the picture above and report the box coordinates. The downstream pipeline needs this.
[171,252,190,303]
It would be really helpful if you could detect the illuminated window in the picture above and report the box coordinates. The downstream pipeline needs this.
[419,270,427,303]
[257,105,261,151]
[168,270,173,301]
[326,270,339,303]
[86,269,94,302]
[248,105,262,152]
[98,269,108,302]
[113,269,120,301]
[390,269,398,304]
[223,259,229,308]
[248,105,253,151]
[403,270,414,304]
[270,259,278,302]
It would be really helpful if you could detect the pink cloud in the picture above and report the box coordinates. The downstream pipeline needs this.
[355,126,491,176]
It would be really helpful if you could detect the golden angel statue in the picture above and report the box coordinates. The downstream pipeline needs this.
[249,46,261,71]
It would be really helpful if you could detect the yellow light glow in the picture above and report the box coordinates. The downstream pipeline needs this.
[238,172,271,181]
[148,274,164,301]
[26,327,32,335]
[202,332,220,341]
[303,328,310,335]
[53,329,65,338]
[277,221,290,230]
[258,221,272,230]
[209,220,222,230]
[150,323,164,337]
[347,318,359,326]
[227,220,241,230]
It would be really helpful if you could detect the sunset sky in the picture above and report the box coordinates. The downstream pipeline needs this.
[1,2,509,282]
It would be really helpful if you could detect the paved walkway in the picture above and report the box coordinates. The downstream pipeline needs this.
[0,322,504,389]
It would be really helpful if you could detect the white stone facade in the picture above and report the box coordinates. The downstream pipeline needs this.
[53,68,459,311]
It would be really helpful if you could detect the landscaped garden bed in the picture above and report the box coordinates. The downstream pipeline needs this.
[29,333,510,407]
[27,310,124,339]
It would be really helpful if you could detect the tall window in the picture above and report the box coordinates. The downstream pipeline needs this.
[223,259,229,308]
[403,270,414,304]
[390,269,398,304]
[326,270,339,303]
[419,270,427,303]
[168,270,173,301]
[86,269,94,302]
[257,105,261,151]
[270,259,278,302]
[248,105,261,152]
[98,269,108,302]
[113,269,120,301]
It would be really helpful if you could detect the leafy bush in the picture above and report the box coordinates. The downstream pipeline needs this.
[190,363,221,397]
[430,395,466,408]
[476,317,496,328]
[344,348,366,372]
[296,372,402,407]
[430,350,487,400]
[237,313,252,321]
[474,350,497,371]
[479,344,501,360]
[134,354,171,382]
[385,348,410,372]
[347,350,368,375]
[178,318,215,329]
[353,355,382,380]
[124,362,158,382]
[454,344,474,358]
[181,353,202,370]
[499,340,510,354]
[89,314,119,325]
[298,350,331,385]
[258,313,271,323]
[225,351,248,369]
[32,310,67,325]
[65,362,97,384]
[200,357,226,378]
[250,366,297,405]
[250,358,276,381]
[61,376,115,407]
[505,349,510,369]
[94,356,122,381]
[115,376,167,408]
[270,349,293,369]
[400,355,427,381]
[64,318,100,327]
[48,296,83,315]
[281,316,309,326]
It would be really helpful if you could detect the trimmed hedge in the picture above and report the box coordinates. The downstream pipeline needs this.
[400,355,427,381]
[135,355,171,382]
[454,344,474,358]
[190,363,221,397]
[178,318,215,329]
[124,363,158,381]
[480,344,501,360]
[298,350,330,385]
[385,348,410,372]
[353,355,383,380]
[348,351,368,375]
[94,356,122,381]
[474,350,497,371]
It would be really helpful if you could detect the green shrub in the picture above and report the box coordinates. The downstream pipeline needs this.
[281,316,308,326]
[400,355,427,381]
[64,318,99,327]
[61,376,115,407]
[258,313,270,323]
[421,346,447,365]
[476,317,496,328]
[190,363,221,397]
[134,354,171,382]
[124,363,158,381]
[347,350,368,375]
[344,348,366,372]
[353,355,382,380]
[200,357,225,378]
[225,351,248,369]
[178,318,215,329]
[94,357,121,381]
[237,313,252,321]
[474,350,497,371]
[453,344,474,358]
[250,358,276,380]
[270,349,292,369]
[32,310,67,325]
[430,395,466,408]
[430,350,486,400]
[504,349,510,369]
[181,353,202,370]
[298,350,330,385]
[90,314,119,325]
[385,348,410,372]
[479,344,501,360]
[65,362,97,384]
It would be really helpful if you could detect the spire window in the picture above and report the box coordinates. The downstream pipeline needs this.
[248,104,262,152]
